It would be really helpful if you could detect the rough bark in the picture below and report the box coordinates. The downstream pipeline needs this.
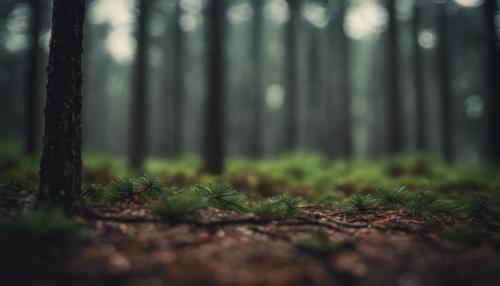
[386,0,403,154]
[203,0,226,174]
[413,1,426,151]
[130,0,151,169]
[485,0,499,163]
[171,0,185,158]
[438,2,453,161]
[39,0,86,214]
[283,0,300,152]
[249,0,264,157]
[24,0,43,155]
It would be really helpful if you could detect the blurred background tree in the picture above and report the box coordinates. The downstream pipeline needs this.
[0,0,498,171]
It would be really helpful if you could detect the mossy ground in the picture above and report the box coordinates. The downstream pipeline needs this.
[1,143,500,286]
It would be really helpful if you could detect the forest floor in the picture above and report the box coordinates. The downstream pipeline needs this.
[69,205,499,286]
[1,149,500,285]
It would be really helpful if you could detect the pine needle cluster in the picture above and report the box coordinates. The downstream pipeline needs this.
[82,175,166,205]
[343,193,376,212]
[196,184,249,213]
[253,195,306,219]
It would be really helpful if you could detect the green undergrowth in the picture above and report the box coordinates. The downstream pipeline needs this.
[0,208,88,253]
[0,176,37,210]
[82,175,167,205]
[151,188,208,218]
[1,143,499,247]
[252,194,306,219]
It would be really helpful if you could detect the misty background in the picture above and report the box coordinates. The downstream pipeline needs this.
[0,0,497,162]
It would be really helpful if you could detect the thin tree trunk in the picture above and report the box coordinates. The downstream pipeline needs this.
[130,0,151,169]
[338,0,352,158]
[386,0,403,154]
[203,0,226,174]
[283,0,300,152]
[249,0,263,157]
[438,2,453,161]
[171,0,184,157]
[39,0,86,214]
[307,25,320,150]
[24,0,43,155]
[485,0,499,163]
[413,1,426,151]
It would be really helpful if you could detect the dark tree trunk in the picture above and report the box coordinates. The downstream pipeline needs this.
[306,25,320,150]
[203,0,226,174]
[24,0,43,155]
[39,0,86,214]
[437,2,453,161]
[171,0,185,158]
[386,0,403,154]
[413,0,426,151]
[249,0,264,157]
[130,0,151,169]
[338,0,352,158]
[283,0,300,152]
[485,0,500,163]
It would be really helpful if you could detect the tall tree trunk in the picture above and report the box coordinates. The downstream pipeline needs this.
[438,2,453,161]
[283,0,300,152]
[413,0,426,151]
[338,0,352,158]
[171,0,185,157]
[386,0,403,154]
[130,0,151,169]
[307,25,320,150]
[24,0,43,155]
[203,0,226,174]
[485,0,499,163]
[39,0,86,214]
[249,0,263,157]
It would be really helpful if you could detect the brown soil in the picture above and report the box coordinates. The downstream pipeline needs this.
[7,205,500,286]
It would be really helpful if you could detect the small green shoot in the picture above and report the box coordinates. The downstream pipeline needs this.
[379,186,409,206]
[100,177,135,203]
[134,175,166,203]
[253,195,306,219]
[196,184,249,213]
[343,193,376,212]
[96,175,166,204]
[459,196,499,221]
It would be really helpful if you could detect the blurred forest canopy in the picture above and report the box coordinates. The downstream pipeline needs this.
[0,0,499,165]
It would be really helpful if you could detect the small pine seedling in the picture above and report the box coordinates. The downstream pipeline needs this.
[81,183,103,207]
[134,175,166,203]
[150,190,208,218]
[459,196,499,221]
[343,193,376,212]
[405,191,457,224]
[253,195,306,219]
[100,177,135,204]
[196,184,249,213]
[379,186,409,206]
